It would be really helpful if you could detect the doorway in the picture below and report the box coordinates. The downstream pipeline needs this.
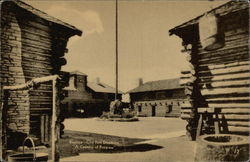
[152,106,156,116]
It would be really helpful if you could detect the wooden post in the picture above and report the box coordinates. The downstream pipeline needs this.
[51,78,58,161]
[1,89,9,160]
[196,114,203,139]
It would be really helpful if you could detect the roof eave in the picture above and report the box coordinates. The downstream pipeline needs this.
[7,0,82,37]
[169,1,248,37]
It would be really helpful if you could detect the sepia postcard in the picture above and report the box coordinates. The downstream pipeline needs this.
[0,0,249,161]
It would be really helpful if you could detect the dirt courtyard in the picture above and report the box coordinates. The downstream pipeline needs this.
[60,117,195,162]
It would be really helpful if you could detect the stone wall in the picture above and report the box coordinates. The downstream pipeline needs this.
[1,4,30,134]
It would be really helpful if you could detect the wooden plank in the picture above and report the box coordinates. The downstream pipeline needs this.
[180,102,193,108]
[228,126,250,133]
[220,108,250,114]
[199,50,248,64]
[181,109,192,113]
[201,87,249,96]
[200,79,250,88]
[180,113,193,119]
[200,61,249,70]
[198,54,249,66]
[198,44,248,56]
[227,121,250,127]
[198,107,215,113]
[30,108,51,111]
[45,115,49,142]
[199,65,250,76]
[217,114,250,121]
[208,103,250,108]
[206,96,250,101]
[196,114,203,139]
[200,71,250,81]
[40,115,45,143]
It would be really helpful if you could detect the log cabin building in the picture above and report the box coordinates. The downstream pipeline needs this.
[62,71,123,117]
[169,1,249,140]
[0,0,81,159]
[128,78,187,117]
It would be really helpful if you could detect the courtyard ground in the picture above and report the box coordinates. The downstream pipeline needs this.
[60,117,196,162]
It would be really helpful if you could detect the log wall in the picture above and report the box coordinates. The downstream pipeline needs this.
[180,7,249,135]
[1,2,71,148]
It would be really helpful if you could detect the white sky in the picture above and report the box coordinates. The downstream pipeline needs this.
[25,0,228,92]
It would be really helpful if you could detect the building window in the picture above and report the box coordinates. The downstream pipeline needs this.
[166,105,173,113]
[138,106,142,112]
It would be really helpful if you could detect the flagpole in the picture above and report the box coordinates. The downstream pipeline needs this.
[115,0,118,100]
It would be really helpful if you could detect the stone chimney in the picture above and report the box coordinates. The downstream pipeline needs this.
[96,77,100,84]
[138,78,143,86]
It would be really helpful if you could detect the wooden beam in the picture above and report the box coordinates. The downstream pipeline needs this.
[199,60,249,70]
[228,126,250,133]
[200,79,250,88]
[219,108,250,114]
[201,87,249,96]
[207,103,250,108]
[217,114,250,121]
[199,65,250,76]
[206,96,250,102]
[227,121,250,127]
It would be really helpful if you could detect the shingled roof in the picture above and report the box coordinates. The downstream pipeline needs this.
[87,82,123,94]
[71,70,87,76]
[127,78,181,94]
[169,1,249,36]
[3,0,82,36]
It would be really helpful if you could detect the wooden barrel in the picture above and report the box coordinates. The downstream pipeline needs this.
[199,14,224,51]
[195,134,249,162]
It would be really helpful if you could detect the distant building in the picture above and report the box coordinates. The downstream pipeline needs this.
[61,71,123,117]
[128,78,187,117]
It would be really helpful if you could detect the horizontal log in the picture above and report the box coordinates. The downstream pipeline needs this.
[225,37,249,49]
[198,44,248,56]
[198,53,249,65]
[181,70,191,74]
[180,78,196,85]
[22,20,51,33]
[22,35,52,47]
[30,108,51,111]
[217,114,250,121]
[201,87,249,96]
[225,31,249,42]
[181,109,194,113]
[199,61,250,70]
[20,28,52,42]
[200,79,250,88]
[219,108,250,114]
[199,46,248,63]
[180,73,196,79]
[180,102,193,108]
[206,96,250,102]
[227,126,250,133]
[180,113,193,119]
[227,121,250,127]
[208,103,250,108]
[225,25,248,36]
[200,72,250,82]
[199,65,250,76]
[198,107,216,113]
[22,41,52,51]
[3,75,58,90]
[22,46,52,57]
